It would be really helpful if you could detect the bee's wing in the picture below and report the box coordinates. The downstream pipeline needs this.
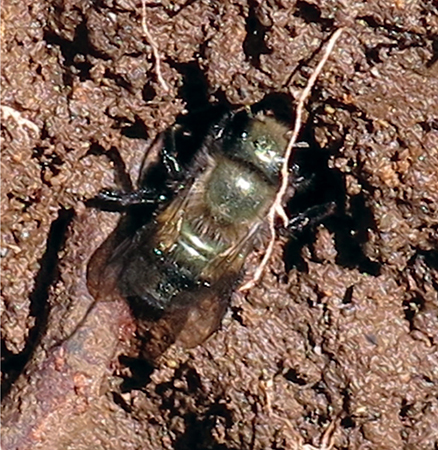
[176,273,238,348]
[87,217,152,302]
[87,227,123,302]
[136,271,239,360]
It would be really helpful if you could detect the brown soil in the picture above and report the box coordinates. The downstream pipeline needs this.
[1,0,438,449]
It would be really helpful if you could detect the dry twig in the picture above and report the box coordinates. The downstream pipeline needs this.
[240,28,344,292]
[140,0,170,93]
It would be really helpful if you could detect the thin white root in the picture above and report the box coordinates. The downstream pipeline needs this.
[1,105,40,135]
[239,28,344,292]
[141,0,170,93]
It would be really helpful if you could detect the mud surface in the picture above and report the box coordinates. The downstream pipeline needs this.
[2,0,438,449]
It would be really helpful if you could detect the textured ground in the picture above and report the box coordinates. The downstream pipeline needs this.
[1,0,438,449]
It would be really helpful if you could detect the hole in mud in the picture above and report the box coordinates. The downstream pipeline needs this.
[43,21,98,83]
[121,117,149,140]
[243,2,271,67]
[284,368,307,386]
[399,398,413,418]
[342,286,354,304]
[403,295,425,330]
[294,1,334,30]
[119,355,155,392]
[341,416,355,428]
[230,306,245,326]
[112,392,133,413]
[142,81,157,101]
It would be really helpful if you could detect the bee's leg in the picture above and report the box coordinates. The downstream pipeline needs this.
[161,144,183,179]
[89,187,161,210]
[286,201,336,234]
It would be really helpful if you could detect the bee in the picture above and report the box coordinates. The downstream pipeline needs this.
[87,103,333,360]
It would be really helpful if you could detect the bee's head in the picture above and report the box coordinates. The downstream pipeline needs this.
[222,110,289,184]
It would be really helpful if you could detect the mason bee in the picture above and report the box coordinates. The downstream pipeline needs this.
[87,103,333,360]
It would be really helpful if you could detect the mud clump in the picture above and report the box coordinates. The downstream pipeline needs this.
[1,1,438,449]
